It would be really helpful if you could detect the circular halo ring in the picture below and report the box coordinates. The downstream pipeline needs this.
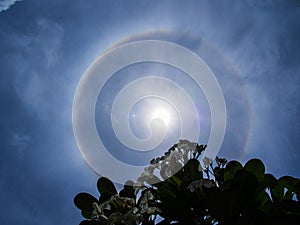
[72,40,226,185]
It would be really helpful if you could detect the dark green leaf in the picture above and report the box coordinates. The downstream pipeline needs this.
[270,176,300,203]
[214,167,224,185]
[256,191,273,213]
[168,173,183,188]
[155,180,178,200]
[244,158,265,181]
[97,177,117,196]
[279,176,300,192]
[98,192,112,203]
[74,192,98,212]
[262,173,277,189]
[255,173,277,197]
[119,180,135,198]
[224,160,243,181]
[79,220,99,225]
[284,190,294,200]
[271,181,284,203]
[182,159,203,186]
[232,169,259,206]
[81,210,92,219]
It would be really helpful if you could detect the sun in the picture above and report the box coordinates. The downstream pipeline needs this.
[151,107,171,125]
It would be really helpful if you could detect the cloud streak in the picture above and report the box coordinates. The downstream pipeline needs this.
[0,0,21,12]
[8,18,64,118]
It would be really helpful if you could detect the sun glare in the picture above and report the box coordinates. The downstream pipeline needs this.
[151,108,171,125]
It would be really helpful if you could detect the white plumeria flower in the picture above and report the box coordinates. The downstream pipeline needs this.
[202,156,212,168]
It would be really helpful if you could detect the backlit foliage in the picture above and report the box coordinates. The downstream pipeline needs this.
[74,140,300,225]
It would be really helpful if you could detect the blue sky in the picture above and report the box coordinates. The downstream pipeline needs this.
[0,0,300,224]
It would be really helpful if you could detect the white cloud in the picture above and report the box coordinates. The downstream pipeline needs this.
[35,18,64,67]
[11,18,64,118]
[0,0,21,12]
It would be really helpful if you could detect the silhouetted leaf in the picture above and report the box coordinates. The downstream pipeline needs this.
[98,192,112,203]
[213,167,224,185]
[271,181,284,203]
[262,173,277,189]
[284,190,294,200]
[182,159,203,186]
[74,192,98,212]
[270,176,300,203]
[244,158,265,181]
[119,180,135,198]
[81,210,92,219]
[97,177,117,196]
[154,179,178,201]
[79,220,99,225]
[233,169,259,207]
[255,173,278,203]
[279,176,300,193]
[256,191,273,213]
[224,160,242,181]
[168,173,183,188]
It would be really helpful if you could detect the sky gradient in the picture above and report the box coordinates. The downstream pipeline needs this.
[1,1,300,224]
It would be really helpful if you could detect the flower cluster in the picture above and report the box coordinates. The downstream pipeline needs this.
[135,140,207,188]
[90,189,161,225]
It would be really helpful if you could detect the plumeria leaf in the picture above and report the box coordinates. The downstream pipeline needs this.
[271,176,300,202]
[154,179,178,201]
[119,180,136,199]
[244,158,265,182]
[74,192,98,212]
[279,176,300,193]
[224,160,243,181]
[183,159,203,185]
[271,181,284,203]
[256,191,273,212]
[213,167,225,185]
[232,169,259,206]
[81,210,92,219]
[98,192,112,204]
[97,177,117,196]
[284,190,295,200]
[262,173,277,189]
[79,220,100,225]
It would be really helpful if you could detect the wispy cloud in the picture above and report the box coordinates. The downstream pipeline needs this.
[0,0,21,12]
[35,18,64,67]
[10,18,64,118]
